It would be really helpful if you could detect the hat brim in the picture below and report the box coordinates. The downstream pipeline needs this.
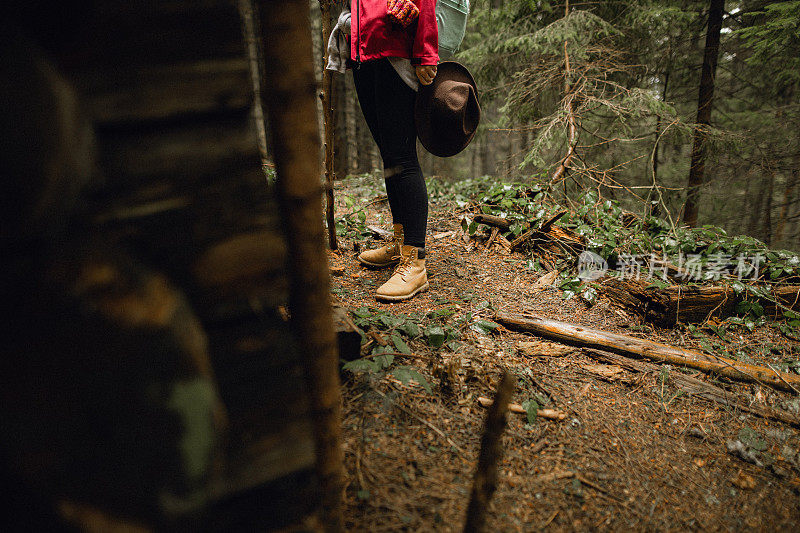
[415,61,480,158]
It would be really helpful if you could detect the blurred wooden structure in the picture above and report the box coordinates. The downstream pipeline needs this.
[2,1,337,530]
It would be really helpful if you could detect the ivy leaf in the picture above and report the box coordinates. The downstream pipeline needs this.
[343,358,380,373]
[521,399,539,425]
[426,326,447,348]
[391,366,432,393]
[470,320,500,335]
[354,307,372,318]
[391,334,411,354]
[379,314,402,328]
[398,320,420,338]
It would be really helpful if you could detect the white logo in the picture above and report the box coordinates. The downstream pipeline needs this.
[577,251,608,281]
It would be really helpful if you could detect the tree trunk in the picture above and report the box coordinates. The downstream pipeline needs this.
[332,49,348,180]
[319,1,339,250]
[683,0,725,227]
[652,70,670,187]
[345,74,359,175]
[257,1,345,530]
[764,171,775,246]
[237,0,270,168]
[774,170,798,244]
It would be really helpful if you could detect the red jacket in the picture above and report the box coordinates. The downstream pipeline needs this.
[351,0,439,66]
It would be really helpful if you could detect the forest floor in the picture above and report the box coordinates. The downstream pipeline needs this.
[328,174,800,532]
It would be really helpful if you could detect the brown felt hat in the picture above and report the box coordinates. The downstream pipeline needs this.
[415,61,480,158]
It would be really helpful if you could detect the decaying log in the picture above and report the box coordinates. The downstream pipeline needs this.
[259,1,345,529]
[473,214,513,230]
[599,277,800,326]
[464,372,515,533]
[584,349,800,427]
[512,224,584,256]
[495,312,800,393]
[477,397,566,421]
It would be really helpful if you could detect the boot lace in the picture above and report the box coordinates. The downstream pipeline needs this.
[393,251,414,280]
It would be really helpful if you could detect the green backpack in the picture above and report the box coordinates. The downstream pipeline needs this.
[436,0,470,60]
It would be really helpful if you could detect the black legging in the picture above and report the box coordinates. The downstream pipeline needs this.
[352,58,428,248]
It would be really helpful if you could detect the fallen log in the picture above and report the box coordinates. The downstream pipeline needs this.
[473,214,513,230]
[584,349,800,427]
[598,277,800,325]
[477,397,566,421]
[495,312,800,393]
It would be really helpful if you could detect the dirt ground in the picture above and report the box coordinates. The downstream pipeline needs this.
[328,176,800,532]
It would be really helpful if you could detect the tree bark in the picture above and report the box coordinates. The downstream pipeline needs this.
[257,1,345,530]
[683,0,725,227]
[237,0,270,168]
[597,277,800,326]
[320,0,339,250]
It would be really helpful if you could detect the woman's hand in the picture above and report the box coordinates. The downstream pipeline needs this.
[416,65,437,86]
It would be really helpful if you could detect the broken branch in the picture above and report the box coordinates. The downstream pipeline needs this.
[495,312,800,393]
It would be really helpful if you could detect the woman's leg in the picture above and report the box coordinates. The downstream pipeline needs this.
[372,60,428,249]
[352,62,404,228]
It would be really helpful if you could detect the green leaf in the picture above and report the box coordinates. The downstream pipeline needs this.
[391,334,411,354]
[379,314,402,328]
[521,399,539,424]
[470,319,500,335]
[426,326,447,348]
[354,307,372,318]
[391,366,432,393]
[398,320,420,338]
[343,359,380,373]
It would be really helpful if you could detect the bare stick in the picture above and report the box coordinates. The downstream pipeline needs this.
[476,397,566,421]
[464,372,516,533]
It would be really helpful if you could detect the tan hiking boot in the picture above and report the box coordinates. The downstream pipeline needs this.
[376,245,429,301]
[358,223,403,268]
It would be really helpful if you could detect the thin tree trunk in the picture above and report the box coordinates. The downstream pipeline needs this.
[345,74,359,175]
[320,0,339,250]
[747,174,767,237]
[764,171,775,246]
[653,70,670,184]
[683,0,724,227]
[257,1,345,530]
[775,170,798,244]
[551,1,578,184]
[237,0,270,168]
